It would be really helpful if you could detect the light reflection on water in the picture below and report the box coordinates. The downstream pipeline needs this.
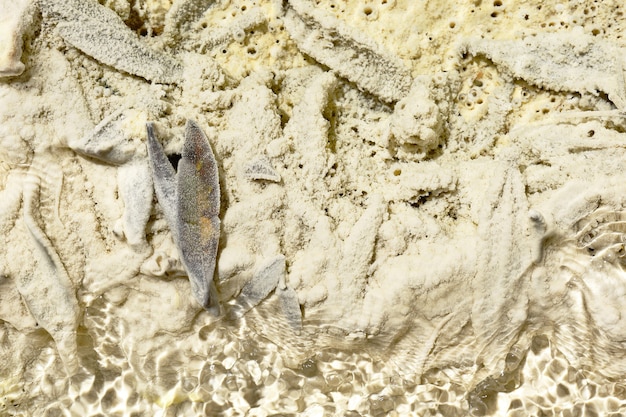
[4,294,626,416]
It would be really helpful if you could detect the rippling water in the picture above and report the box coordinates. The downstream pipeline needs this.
[3,294,626,417]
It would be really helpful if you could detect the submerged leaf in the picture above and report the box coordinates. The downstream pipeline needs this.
[240,255,285,308]
[278,286,302,332]
[230,255,286,319]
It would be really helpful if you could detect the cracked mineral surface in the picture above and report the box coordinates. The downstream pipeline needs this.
[2,0,626,416]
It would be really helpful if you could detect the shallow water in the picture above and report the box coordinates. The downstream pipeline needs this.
[4,303,626,416]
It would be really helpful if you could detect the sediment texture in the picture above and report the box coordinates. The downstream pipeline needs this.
[1,0,626,415]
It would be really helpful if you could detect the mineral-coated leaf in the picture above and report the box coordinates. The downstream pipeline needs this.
[146,121,221,314]
[22,174,80,373]
[118,161,153,248]
[464,32,626,109]
[176,120,221,314]
[164,0,216,37]
[283,0,411,102]
[178,120,220,221]
[146,122,178,236]
[39,0,122,27]
[472,164,533,370]
[69,110,132,165]
[69,111,153,248]
[278,286,302,332]
[240,255,285,308]
[40,0,182,83]
[244,155,281,182]
[230,255,285,319]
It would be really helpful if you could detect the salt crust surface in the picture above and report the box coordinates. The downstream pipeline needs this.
[2,0,626,415]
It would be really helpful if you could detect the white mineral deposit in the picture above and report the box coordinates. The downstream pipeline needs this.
[1,0,626,415]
